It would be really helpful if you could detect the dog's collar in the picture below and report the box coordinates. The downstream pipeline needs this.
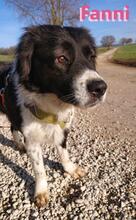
[24,103,66,129]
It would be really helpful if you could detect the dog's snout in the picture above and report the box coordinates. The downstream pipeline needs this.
[87,80,107,97]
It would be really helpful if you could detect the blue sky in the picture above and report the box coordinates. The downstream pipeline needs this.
[0,0,136,47]
[82,0,136,45]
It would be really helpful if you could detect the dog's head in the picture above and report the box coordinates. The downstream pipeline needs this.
[16,25,107,107]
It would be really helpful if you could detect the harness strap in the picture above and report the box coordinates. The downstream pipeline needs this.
[0,88,5,109]
[24,103,66,129]
[0,94,5,107]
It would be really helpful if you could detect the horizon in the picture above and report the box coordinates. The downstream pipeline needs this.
[0,0,136,48]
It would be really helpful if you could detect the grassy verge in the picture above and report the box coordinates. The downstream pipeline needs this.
[112,44,136,67]
[0,54,14,63]
[97,47,111,54]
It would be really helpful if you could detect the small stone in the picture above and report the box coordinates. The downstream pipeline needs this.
[81,186,86,191]
[45,210,50,216]
[75,199,83,204]
[6,209,12,214]
[53,173,58,178]
[19,181,25,188]
[13,202,18,209]
[32,211,39,217]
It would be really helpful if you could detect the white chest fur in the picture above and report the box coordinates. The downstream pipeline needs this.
[16,84,75,146]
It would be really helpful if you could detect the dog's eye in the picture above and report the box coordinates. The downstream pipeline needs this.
[88,54,96,61]
[56,56,69,65]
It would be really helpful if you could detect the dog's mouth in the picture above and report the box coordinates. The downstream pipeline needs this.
[59,93,78,106]
[84,92,104,107]
[79,96,104,108]
[84,98,102,108]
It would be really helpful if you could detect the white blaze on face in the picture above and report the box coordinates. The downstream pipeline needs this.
[73,69,103,106]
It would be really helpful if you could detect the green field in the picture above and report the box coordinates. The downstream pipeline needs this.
[0,54,14,63]
[97,47,110,54]
[112,44,136,66]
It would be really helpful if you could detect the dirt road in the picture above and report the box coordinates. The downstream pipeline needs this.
[0,50,136,219]
[96,48,136,140]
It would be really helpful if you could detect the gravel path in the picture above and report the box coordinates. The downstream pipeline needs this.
[0,51,136,220]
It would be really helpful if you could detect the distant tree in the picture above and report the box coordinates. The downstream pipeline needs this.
[120,38,133,45]
[126,38,133,44]
[119,38,127,46]
[101,36,115,48]
[5,0,84,25]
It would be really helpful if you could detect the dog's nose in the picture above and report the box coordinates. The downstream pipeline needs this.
[87,80,107,97]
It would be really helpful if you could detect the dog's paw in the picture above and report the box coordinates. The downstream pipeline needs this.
[35,192,49,208]
[71,166,86,179]
[64,166,87,179]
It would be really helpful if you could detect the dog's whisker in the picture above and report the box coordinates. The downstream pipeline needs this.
[64,97,77,104]
[60,93,75,99]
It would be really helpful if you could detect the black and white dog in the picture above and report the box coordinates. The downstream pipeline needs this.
[0,25,107,207]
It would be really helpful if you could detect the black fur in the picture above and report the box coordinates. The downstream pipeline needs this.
[0,65,11,113]
[0,65,22,130]
[4,80,22,131]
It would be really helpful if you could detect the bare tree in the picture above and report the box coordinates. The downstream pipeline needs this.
[5,0,84,25]
[101,36,116,48]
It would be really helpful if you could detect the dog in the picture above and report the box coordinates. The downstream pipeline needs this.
[0,25,107,207]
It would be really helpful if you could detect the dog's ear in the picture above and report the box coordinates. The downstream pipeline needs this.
[16,29,34,81]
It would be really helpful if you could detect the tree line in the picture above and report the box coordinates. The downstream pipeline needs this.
[0,36,134,55]
[0,47,15,55]
[101,36,134,48]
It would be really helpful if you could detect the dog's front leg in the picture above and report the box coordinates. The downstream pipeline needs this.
[26,141,49,207]
[56,129,86,179]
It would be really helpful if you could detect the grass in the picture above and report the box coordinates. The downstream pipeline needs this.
[0,54,14,63]
[112,44,136,67]
[97,47,111,54]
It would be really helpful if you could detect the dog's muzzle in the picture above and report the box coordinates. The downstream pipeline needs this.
[73,70,107,107]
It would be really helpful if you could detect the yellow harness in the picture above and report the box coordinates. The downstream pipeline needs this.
[25,104,66,129]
